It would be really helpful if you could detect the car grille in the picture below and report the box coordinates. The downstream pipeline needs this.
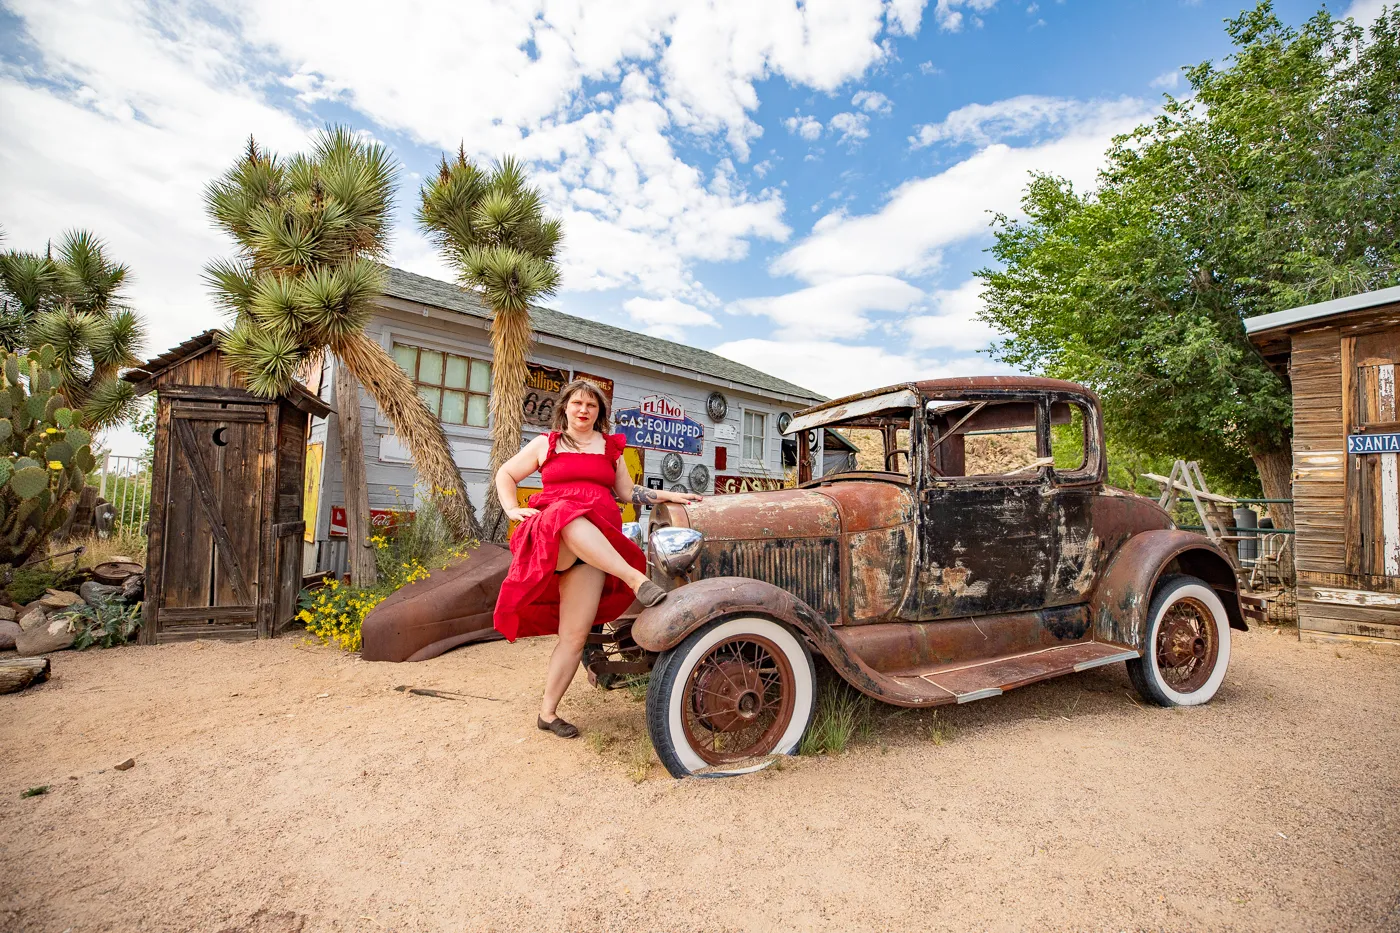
[698,539,841,620]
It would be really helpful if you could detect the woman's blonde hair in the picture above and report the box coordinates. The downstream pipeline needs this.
[551,378,612,449]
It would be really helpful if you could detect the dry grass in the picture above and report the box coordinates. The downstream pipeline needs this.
[65,530,147,569]
[835,427,1039,475]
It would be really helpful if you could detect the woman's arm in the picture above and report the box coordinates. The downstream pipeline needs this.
[496,434,550,522]
[613,457,702,509]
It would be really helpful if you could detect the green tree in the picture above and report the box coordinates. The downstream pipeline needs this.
[203,128,481,541]
[979,3,1400,530]
[418,152,562,542]
[0,230,145,428]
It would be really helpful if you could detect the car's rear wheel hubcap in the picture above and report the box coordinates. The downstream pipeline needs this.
[1156,596,1219,694]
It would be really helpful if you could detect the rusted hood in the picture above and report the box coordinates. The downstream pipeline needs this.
[809,480,913,533]
[686,487,841,540]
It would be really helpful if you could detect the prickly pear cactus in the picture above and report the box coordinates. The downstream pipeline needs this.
[0,345,96,567]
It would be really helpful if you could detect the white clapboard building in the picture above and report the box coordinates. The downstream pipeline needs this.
[303,267,826,572]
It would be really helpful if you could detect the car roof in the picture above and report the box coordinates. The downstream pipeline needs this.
[793,376,1095,419]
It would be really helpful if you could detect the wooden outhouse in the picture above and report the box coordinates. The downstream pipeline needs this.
[1246,286,1400,650]
[124,331,332,643]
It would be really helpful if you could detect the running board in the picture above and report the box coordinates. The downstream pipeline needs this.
[911,642,1139,705]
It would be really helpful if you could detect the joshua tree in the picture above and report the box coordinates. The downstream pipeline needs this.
[0,229,145,428]
[418,152,562,541]
[203,128,480,540]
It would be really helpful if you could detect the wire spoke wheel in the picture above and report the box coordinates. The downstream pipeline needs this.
[681,634,795,765]
[1154,596,1219,694]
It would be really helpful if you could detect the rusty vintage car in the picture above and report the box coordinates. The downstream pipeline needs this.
[586,377,1246,777]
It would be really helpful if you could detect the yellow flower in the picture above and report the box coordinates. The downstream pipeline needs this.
[45,428,57,434]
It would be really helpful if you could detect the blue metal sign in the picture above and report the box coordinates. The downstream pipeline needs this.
[615,407,705,455]
[1349,433,1400,454]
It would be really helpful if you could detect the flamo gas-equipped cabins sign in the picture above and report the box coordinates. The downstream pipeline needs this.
[615,393,705,455]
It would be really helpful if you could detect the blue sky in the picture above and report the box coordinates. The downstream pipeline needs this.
[0,0,1379,452]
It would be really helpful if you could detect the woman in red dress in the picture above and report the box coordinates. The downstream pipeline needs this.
[493,379,701,738]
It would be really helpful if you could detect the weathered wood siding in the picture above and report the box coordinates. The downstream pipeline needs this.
[1289,310,1400,645]
[1290,329,1347,575]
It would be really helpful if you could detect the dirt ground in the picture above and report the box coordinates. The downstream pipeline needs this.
[2,625,1398,933]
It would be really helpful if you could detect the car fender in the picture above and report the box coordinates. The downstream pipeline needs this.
[632,576,899,701]
[1089,529,1247,650]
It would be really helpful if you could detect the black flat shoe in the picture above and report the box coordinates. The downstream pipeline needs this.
[537,715,579,739]
[635,580,667,608]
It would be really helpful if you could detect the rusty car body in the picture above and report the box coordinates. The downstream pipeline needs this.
[586,377,1246,777]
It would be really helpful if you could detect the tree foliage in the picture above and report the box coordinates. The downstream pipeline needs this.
[978,3,1400,502]
[203,128,481,540]
[0,230,145,429]
[419,151,562,541]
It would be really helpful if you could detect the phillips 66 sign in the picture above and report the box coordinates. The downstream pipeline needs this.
[614,393,705,455]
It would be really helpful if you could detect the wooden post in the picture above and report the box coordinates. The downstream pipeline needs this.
[335,360,377,586]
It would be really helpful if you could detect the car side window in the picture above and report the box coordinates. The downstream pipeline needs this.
[1049,399,1098,483]
[927,400,1051,480]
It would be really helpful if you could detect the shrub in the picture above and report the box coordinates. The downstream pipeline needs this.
[299,504,477,652]
[64,597,141,649]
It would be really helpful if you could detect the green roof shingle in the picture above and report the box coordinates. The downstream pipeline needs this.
[380,267,823,403]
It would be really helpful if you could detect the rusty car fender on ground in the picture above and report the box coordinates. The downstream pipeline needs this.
[1089,529,1246,650]
[632,575,937,706]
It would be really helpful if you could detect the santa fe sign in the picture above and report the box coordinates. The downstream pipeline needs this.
[615,393,705,455]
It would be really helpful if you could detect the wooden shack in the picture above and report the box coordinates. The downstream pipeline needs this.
[124,331,332,643]
[1246,285,1400,650]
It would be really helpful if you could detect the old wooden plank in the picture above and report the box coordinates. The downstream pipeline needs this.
[1300,585,1400,608]
[169,401,267,422]
[158,626,259,643]
[1298,629,1400,652]
[257,407,278,637]
[1300,568,1400,594]
[172,417,253,603]
[1297,609,1400,640]
[158,606,259,622]
[142,397,172,645]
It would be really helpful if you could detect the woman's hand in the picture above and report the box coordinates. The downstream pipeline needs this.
[662,490,703,504]
[506,507,540,523]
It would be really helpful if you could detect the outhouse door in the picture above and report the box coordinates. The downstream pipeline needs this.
[1346,330,1400,578]
[157,400,269,639]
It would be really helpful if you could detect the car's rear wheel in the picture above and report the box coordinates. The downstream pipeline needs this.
[1127,574,1231,707]
[646,616,816,778]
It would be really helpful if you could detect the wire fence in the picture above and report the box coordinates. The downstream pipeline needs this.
[97,453,151,534]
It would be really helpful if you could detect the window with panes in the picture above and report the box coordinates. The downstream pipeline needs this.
[392,344,491,427]
[742,411,766,462]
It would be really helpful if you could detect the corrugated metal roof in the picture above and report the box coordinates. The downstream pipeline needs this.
[380,267,824,403]
[1243,284,1400,336]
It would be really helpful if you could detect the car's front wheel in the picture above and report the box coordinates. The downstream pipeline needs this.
[646,616,816,778]
[1127,574,1232,707]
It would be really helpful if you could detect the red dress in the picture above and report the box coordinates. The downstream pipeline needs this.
[493,431,646,642]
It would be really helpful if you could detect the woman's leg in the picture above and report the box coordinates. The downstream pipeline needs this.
[559,517,649,591]
[540,562,605,722]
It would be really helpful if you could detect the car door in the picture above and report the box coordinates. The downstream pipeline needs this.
[1043,394,1105,607]
[901,397,1056,620]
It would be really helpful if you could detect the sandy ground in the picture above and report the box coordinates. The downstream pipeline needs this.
[2,625,1398,933]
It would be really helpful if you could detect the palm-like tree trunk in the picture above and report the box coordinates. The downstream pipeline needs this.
[481,307,534,542]
[332,331,481,541]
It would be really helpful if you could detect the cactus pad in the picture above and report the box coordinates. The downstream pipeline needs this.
[9,467,48,500]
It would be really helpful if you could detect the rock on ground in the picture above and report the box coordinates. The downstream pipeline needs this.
[38,588,85,610]
[0,619,19,650]
[79,581,122,605]
[0,606,16,622]
[15,609,75,656]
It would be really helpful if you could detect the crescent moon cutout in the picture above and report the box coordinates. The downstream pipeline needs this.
[212,427,228,447]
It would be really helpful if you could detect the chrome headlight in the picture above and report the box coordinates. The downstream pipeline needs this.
[650,526,704,575]
[621,521,645,550]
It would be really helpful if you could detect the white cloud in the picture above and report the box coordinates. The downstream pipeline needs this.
[904,278,999,352]
[727,275,923,340]
[1346,0,1389,25]
[713,338,1012,399]
[829,112,871,144]
[910,94,1144,148]
[933,0,999,32]
[776,96,1153,284]
[623,295,718,341]
[1150,70,1180,90]
[918,61,941,75]
[852,90,893,114]
[784,114,825,141]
